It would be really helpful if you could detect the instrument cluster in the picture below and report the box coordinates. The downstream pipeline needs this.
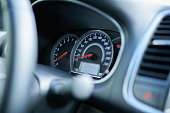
[50,30,121,79]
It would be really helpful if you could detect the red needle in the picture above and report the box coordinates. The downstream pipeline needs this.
[74,54,93,60]
[116,45,121,48]
[53,52,68,63]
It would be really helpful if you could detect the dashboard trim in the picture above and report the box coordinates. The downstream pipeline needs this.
[123,10,170,113]
[32,0,125,84]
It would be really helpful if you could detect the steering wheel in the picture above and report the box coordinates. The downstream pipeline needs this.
[0,0,37,113]
[0,1,94,113]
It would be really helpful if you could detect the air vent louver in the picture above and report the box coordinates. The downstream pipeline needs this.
[138,16,170,80]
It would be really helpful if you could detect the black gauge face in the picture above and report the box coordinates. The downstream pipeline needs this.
[51,34,78,72]
[70,30,114,78]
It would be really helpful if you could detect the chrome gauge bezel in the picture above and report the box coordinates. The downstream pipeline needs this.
[70,30,114,79]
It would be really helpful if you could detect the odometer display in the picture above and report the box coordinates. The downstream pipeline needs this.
[70,30,114,78]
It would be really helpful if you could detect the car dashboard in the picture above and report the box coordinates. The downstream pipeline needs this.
[32,0,170,113]
[33,1,124,84]
[1,0,170,113]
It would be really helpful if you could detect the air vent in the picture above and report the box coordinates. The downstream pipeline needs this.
[138,16,170,80]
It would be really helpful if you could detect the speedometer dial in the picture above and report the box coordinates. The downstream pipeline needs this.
[70,30,114,78]
[51,34,78,72]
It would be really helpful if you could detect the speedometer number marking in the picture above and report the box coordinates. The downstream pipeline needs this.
[71,30,114,78]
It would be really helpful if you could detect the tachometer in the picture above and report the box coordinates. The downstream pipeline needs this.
[70,30,114,78]
[51,34,78,72]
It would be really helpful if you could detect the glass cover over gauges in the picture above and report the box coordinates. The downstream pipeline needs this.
[51,34,78,72]
[51,30,121,79]
[70,30,119,78]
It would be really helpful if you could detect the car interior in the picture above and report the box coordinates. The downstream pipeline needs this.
[0,0,170,113]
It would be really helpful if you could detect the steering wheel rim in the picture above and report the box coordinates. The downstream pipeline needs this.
[0,0,37,113]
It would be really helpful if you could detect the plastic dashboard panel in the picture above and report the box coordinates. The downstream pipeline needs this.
[79,0,170,112]
[32,0,170,113]
[123,10,170,113]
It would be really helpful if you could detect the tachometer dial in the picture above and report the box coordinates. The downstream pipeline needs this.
[70,30,114,78]
[51,34,78,72]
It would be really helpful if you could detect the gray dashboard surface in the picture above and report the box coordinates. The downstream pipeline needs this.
[32,0,170,113]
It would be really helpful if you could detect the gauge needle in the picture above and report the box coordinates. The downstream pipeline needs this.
[53,52,68,63]
[116,45,121,48]
[74,54,93,60]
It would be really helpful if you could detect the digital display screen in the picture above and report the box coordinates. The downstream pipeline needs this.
[79,62,100,76]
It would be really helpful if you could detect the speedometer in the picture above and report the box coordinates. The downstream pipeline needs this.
[70,30,114,78]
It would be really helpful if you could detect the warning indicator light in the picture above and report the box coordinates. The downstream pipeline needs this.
[143,91,152,100]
